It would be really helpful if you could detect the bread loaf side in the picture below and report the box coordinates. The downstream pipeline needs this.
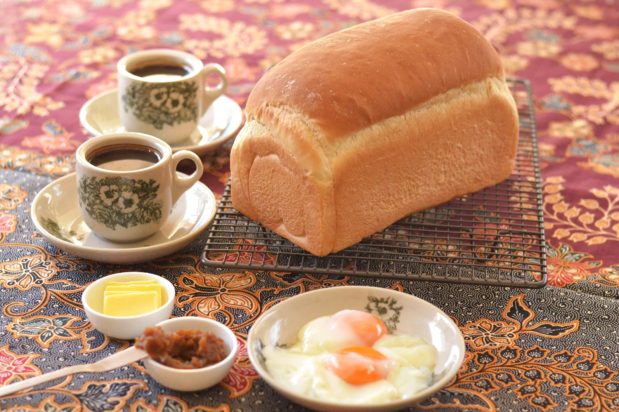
[231,8,519,256]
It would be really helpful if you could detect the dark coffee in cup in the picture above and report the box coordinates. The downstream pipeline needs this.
[118,49,228,144]
[76,132,204,242]
[87,144,161,171]
[130,64,192,81]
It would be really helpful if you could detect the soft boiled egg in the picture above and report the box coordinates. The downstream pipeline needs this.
[298,309,388,353]
[262,309,436,404]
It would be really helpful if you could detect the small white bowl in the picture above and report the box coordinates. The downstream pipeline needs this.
[247,286,465,412]
[82,271,175,340]
[142,317,238,392]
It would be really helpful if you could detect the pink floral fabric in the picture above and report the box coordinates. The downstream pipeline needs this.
[1,0,619,410]
[2,1,618,281]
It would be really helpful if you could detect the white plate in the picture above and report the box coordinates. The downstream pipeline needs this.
[31,173,216,264]
[79,90,244,156]
[247,286,465,412]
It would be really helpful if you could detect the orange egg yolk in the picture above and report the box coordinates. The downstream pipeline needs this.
[326,346,389,385]
[333,310,388,346]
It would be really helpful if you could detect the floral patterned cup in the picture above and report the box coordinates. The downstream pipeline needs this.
[118,49,227,145]
[75,132,204,242]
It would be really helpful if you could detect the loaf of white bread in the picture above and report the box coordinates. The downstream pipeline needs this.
[230,8,519,256]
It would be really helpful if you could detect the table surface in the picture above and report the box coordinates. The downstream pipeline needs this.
[1,0,619,411]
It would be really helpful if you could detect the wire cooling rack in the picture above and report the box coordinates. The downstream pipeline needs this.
[202,78,547,287]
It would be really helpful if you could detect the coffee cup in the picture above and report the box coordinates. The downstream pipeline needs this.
[117,49,228,145]
[75,132,204,242]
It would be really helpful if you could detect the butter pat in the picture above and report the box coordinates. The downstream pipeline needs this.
[101,280,163,316]
[105,285,162,305]
[107,280,159,286]
[103,291,160,316]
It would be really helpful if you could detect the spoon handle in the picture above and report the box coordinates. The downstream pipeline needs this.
[0,347,147,398]
[0,364,84,397]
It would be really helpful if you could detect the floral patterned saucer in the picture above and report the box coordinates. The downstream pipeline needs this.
[31,173,216,264]
[79,89,244,156]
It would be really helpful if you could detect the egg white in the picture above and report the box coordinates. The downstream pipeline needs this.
[263,330,436,404]
[263,346,400,404]
[297,315,363,354]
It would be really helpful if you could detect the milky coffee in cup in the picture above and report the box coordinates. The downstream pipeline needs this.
[118,49,228,145]
[76,132,204,242]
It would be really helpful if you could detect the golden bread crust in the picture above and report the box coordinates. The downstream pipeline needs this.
[246,8,504,139]
[231,9,519,256]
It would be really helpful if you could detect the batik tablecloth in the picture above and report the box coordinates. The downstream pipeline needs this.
[1,0,619,411]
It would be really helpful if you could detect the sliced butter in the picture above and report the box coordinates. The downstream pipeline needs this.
[106,280,160,286]
[103,291,160,316]
[103,289,162,305]
[105,285,162,305]
[105,284,160,290]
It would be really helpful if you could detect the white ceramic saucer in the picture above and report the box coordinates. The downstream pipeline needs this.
[79,90,244,156]
[31,173,216,264]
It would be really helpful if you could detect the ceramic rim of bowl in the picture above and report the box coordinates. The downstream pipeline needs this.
[247,285,466,410]
[143,317,238,373]
[82,271,175,320]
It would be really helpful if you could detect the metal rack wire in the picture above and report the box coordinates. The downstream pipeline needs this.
[201,78,547,287]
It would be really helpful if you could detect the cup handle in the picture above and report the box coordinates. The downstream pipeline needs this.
[201,63,228,116]
[171,150,204,204]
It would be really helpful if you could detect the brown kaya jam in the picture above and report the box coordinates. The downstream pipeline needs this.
[136,326,227,369]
